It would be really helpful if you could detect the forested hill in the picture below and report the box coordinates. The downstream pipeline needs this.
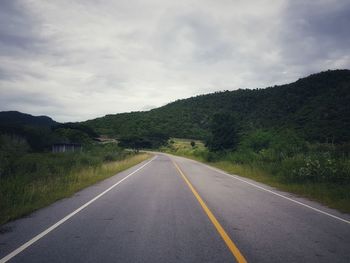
[85,69,350,143]
[0,111,57,128]
[0,111,59,151]
[0,111,97,152]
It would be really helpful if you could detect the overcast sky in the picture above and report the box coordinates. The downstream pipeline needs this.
[0,0,349,122]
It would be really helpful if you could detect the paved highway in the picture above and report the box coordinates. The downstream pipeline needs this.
[0,153,349,262]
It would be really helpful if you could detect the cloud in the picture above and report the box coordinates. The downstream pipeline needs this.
[0,0,349,122]
[277,0,350,76]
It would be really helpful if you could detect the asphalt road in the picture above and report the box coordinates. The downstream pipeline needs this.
[0,153,349,262]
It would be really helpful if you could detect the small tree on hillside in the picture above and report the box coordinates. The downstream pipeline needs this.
[207,113,239,152]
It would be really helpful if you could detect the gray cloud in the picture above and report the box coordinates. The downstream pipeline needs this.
[0,0,349,122]
[276,0,350,76]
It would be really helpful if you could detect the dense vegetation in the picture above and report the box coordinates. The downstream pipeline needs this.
[0,112,150,225]
[0,111,98,153]
[206,113,239,151]
[0,134,150,225]
[85,70,350,144]
[118,132,169,150]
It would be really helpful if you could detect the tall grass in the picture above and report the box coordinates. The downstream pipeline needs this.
[0,143,151,225]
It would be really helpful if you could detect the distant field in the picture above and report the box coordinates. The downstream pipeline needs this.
[162,138,350,213]
[160,138,207,160]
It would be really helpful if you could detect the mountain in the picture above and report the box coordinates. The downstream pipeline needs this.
[0,111,59,151]
[85,69,350,143]
[0,111,58,128]
[0,112,98,151]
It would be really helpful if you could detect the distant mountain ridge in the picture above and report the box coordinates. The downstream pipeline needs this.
[0,111,58,127]
[0,111,97,152]
[84,69,350,143]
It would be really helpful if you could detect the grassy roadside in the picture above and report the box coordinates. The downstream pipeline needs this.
[161,139,350,214]
[0,152,151,225]
[210,161,350,213]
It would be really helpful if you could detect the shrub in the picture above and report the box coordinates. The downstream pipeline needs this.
[240,129,274,153]
[290,153,349,183]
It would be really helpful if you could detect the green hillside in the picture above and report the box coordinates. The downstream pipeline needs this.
[85,69,350,143]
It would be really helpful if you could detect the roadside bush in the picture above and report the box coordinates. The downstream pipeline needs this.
[240,129,274,153]
[290,153,349,183]
[227,149,258,164]
[209,129,349,184]
[1,143,124,179]
[237,129,305,162]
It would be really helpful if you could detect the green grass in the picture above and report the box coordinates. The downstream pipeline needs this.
[161,138,350,214]
[0,151,151,225]
[160,138,208,161]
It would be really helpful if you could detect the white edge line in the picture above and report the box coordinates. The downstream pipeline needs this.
[0,156,157,263]
[171,154,350,225]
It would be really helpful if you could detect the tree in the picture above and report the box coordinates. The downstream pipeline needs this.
[207,113,239,151]
[118,132,169,151]
[118,136,151,151]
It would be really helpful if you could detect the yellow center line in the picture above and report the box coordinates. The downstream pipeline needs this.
[172,160,248,263]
